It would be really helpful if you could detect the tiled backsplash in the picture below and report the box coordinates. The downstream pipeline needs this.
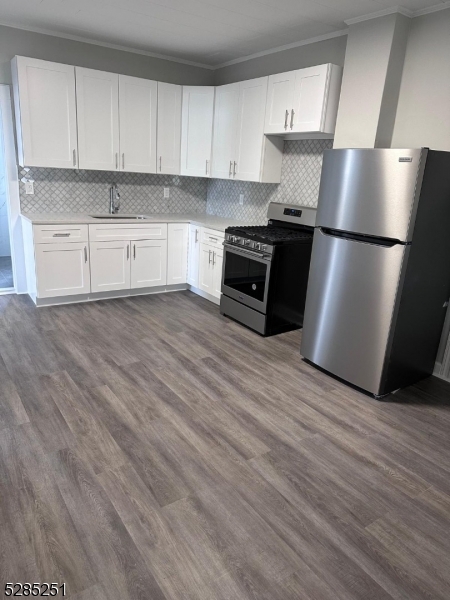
[206,139,332,223]
[19,139,331,221]
[19,169,208,214]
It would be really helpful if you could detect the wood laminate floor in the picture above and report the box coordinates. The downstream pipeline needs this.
[1,291,450,600]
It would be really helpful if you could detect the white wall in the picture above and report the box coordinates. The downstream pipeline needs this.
[0,24,214,87]
[213,35,347,85]
[392,8,450,151]
[0,125,10,256]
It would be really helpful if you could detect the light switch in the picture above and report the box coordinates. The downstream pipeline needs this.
[25,181,34,195]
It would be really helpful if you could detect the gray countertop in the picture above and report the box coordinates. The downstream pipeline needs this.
[20,212,254,232]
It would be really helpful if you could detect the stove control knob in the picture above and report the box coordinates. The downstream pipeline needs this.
[235,237,241,244]
[261,244,267,251]
[243,239,251,246]
[255,242,261,250]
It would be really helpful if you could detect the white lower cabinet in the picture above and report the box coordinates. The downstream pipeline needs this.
[167,223,188,285]
[199,242,223,300]
[35,242,90,298]
[187,224,200,287]
[131,239,167,288]
[90,240,131,293]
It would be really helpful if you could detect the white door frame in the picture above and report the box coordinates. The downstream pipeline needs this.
[0,84,26,294]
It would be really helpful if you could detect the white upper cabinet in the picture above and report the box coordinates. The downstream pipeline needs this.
[181,86,215,178]
[76,67,120,171]
[119,75,157,173]
[264,71,296,135]
[12,56,78,169]
[157,82,182,175]
[235,77,282,183]
[264,64,342,136]
[211,83,239,180]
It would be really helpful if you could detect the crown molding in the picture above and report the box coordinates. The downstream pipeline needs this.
[0,20,216,70]
[214,30,349,69]
[345,6,413,25]
[414,1,450,16]
[345,2,450,25]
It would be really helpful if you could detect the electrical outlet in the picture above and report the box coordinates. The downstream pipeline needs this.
[25,181,34,195]
[239,193,244,205]
[164,187,170,198]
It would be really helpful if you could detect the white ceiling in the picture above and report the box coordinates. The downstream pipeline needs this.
[0,0,447,67]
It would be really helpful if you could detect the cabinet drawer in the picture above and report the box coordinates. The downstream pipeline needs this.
[201,228,224,249]
[33,224,88,244]
[89,223,167,242]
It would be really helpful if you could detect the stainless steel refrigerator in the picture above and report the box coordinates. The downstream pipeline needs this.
[301,148,450,398]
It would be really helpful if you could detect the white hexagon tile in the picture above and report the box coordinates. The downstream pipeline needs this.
[19,139,332,223]
[206,139,332,223]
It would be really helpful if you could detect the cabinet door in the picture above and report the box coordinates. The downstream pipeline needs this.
[212,248,223,299]
[131,239,167,289]
[181,86,215,178]
[119,75,157,173]
[90,241,130,293]
[211,83,239,180]
[157,82,182,175]
[76,67,120,171]
[264,71,296,134]
[198,243,214,293]
[187,224,201,287]
[292,64,329,133]
[167,223,188,285]
[35,242,90,298]
[235,77,268,182]
[13,57,78,168]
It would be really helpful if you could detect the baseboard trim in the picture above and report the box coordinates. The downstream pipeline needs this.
[34,284,188,307]
[188,285,220,305]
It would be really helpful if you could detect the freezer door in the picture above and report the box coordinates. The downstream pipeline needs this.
[301,229,409,395]
[316,148,426,242]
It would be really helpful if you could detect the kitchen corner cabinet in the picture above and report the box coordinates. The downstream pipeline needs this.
[11,56,78,169]
[157,82,182,175]
[167,223,188,285]
[211,77,283,183]
[187,224,201,287]
[181,86,215,177]
[119,75,157,173]
[264,64,343,136]
[76,67,120,171]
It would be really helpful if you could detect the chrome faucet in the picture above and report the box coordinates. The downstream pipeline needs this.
[109,183,120,214]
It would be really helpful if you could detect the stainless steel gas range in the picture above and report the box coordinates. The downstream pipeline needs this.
[220,202,316,336]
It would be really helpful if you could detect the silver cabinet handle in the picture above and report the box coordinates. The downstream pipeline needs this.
[229,160,233,177]
[195,229,198,243]
[206,159,209,175]
[208,249,211,264]
[127,244,129,260]
[209,237,218,242]
[290,109,295,130]
[233,161,237,177]
[115,153,118,169]
[133,244,136,260]
[122,153,125,170]
[84,246,88,263]
[159,156,162,171]
[73,149,77,167]
[53,233,70,237]
[212,251,216,266]
[284,109,289,130]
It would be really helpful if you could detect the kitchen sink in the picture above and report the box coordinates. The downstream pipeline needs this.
[89,214,150,220]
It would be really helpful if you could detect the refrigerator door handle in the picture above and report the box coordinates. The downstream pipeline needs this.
[319,227,404,248]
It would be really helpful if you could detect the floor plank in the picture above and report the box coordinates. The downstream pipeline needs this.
[1,291,450,600]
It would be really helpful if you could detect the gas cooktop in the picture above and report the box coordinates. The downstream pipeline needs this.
[225,224,313,246]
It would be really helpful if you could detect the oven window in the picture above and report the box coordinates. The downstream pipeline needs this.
[224,251,268,302]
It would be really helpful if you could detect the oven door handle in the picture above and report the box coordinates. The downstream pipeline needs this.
[223,242,272,262]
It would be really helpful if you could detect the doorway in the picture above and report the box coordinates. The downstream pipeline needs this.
[0,133,14,291]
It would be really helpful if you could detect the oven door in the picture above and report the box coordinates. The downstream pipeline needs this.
[222,243,272,313]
